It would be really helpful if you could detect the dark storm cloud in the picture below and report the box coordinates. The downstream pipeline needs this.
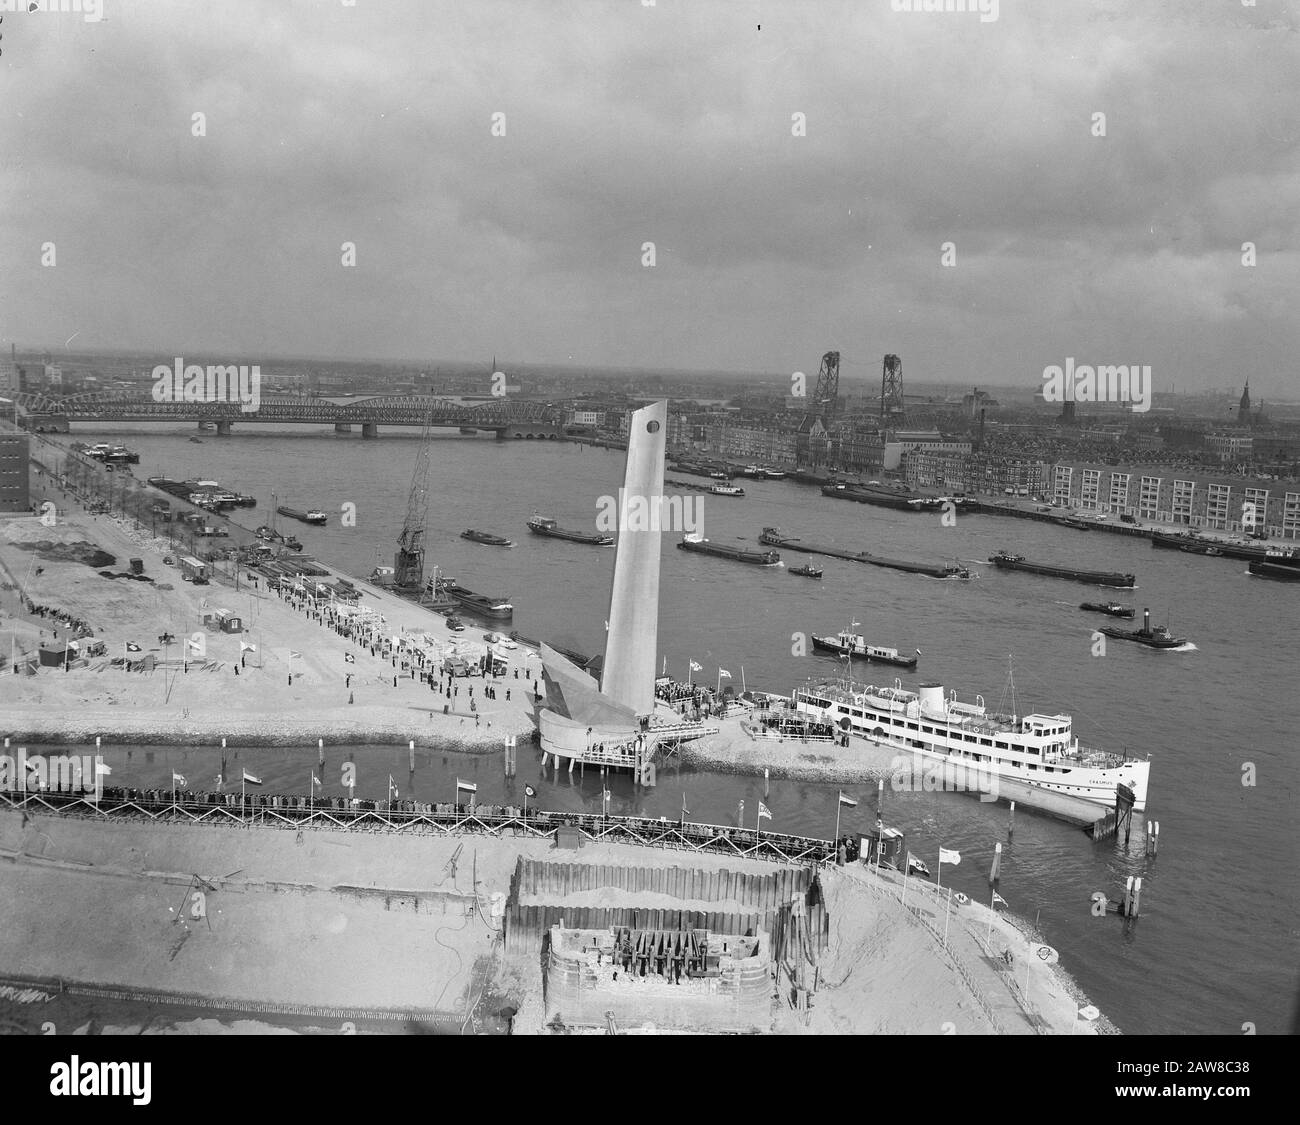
[0,0,1296,390]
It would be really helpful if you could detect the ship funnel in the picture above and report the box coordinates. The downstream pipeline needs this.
[1143,608,1150,632]
[918,682,945,717]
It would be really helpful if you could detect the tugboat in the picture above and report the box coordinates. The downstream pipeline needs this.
[526,514,614,546]
[1080,601,1135,618]
[789,559,823,579]
[1099,608,1188,649]
[677,534,780,566]
[811,627,919,669]
[708,482,745,497]
[461,529,515,547]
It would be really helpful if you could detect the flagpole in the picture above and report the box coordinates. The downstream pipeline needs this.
[943,887,952,949]
[986,889,995,954]
[834,792,842,845]
[741,666,746,693]
[309,769,313,816]
[901,862,909,907]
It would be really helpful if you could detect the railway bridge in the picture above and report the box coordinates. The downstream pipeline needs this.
[11,391,565,439]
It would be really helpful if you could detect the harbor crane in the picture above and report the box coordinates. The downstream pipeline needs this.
[393,408,433,591]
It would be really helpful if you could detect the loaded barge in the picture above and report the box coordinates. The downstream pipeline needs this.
[677,534,780,566]
[822,481,938,512]
[759,528,970,579]
[1152,531,1300,565]
[990,551,1135,588]
[1249,560,1300,582]
[147,477,257,509]
[526,515,614,546]
[428,575,513,619]
[277,504,328,525]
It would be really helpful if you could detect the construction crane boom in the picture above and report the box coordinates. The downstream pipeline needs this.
[394,407,433,590]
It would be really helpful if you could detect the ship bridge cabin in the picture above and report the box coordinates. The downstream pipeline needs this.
[793,678,1087,773]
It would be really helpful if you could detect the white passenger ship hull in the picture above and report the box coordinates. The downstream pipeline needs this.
[794,679,1149,813]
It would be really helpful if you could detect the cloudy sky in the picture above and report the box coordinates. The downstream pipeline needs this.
[2,0,1297,396]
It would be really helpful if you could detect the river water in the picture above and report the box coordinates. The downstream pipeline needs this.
[26,424,1300,1034]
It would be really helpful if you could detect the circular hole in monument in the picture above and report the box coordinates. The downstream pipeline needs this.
[646,420,660,433]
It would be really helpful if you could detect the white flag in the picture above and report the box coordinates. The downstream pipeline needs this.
[172,772,186,787]
[240,641,257,652]
[939,847,961,865]
[992,891,1008,908]
[242,770,263,785]
[757,801,772,821]
[95,761,112,776]
[689,660,702,672]
[311,774,321,787]
[718,668,732,679]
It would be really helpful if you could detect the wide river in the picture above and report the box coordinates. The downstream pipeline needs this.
[29,424,1300,1034]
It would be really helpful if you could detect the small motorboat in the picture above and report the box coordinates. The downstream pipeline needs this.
[445,614,466,632]
[1080,601,1135,618]
[789,561,823,579]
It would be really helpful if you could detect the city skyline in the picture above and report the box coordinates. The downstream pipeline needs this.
[2,1,1297,397]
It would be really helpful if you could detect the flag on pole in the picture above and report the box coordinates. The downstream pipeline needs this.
[215,773,223,787]
[96,761,112,776]
[311,774,321,787]
[172,772,186,787]
[524,784,536,798]
[456,778,477,793]
[240,641,257,652]
[837,792,858,807]
[992,891,1009,909]
[389,774,398,799]
[718,668,732,679]
[125,642,142,652]
[689,660,702,672]
[939,847,961,865]
[242,770,263,785]
[289,650,302,659]
[757,801,772,821]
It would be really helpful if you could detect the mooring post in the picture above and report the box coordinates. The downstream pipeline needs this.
[409,740,415,772]
[1131,876,1142,918]
[1122,875,1134,916]
[1147,820,1159,857]
[876,778,884,817]
[1008,800,1015,838]
[763,768,769,798]
[318,738,324,767]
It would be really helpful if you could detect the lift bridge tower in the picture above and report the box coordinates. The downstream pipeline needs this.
[881,354,905,426]
[812,351,840,419]
[394,409,433,591]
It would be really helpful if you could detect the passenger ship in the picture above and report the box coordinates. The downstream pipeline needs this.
[791,676,1150,811]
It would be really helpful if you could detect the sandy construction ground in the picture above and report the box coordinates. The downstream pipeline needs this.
[0,808,1101,1034]
[1,504,540,748]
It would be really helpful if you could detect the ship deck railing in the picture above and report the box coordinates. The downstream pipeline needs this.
[1059,745,1130,769]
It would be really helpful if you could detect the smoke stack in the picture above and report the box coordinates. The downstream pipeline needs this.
[1143,608,1150,633]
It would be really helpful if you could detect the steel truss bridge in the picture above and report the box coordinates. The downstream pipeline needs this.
[1,788,836,867]
[12,390,563,438]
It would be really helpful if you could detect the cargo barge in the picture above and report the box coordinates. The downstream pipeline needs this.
[822,481,935,512]
[989,551,1135,588]
[759,528,969,578]
[677,534,780,566]
[526,515,614,546]
[1152,531,1300,565]
[1249,560,1300,582]
[147,477,257,509]
[461,529,515,547]
[428,575,514,619]
[277,504,328,525]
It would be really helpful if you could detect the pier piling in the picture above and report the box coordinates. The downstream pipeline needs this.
[1146,820,1159,857]
[1008,800,1015,838]
[409,741,415,772]
[764,768,769,797]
